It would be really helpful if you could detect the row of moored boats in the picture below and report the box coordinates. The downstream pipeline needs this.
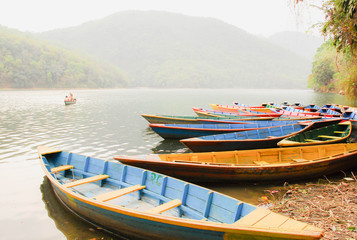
[39,101,357,240]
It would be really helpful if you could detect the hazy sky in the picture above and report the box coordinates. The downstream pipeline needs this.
[0,0,324,37]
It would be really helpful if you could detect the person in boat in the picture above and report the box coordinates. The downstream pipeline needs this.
[65,95,69,101]
[69,93,73,101]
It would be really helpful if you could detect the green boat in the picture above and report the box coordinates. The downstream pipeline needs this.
[278,121,352,147]
[141,114,273,124]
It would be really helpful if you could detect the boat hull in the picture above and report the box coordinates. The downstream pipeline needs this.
[117,149,357,182]
[50,183,226,240]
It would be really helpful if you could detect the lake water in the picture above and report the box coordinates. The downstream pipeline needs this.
[0,88,354,239]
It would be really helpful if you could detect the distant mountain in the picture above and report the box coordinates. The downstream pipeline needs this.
[0,26,127,88]
[39,11,312,89]
[268,31,324,61]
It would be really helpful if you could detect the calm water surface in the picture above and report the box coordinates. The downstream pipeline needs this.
[0,89,354,239]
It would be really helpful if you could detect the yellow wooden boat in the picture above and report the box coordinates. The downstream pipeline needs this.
[115,143,357,182]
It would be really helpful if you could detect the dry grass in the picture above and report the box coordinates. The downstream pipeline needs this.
[263,174,357,239]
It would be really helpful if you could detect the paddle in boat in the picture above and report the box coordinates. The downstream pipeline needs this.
[38,146,324,240]
[115,143,357,183]
[278,121,352,147]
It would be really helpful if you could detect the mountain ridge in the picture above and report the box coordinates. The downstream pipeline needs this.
[39,10,313,89]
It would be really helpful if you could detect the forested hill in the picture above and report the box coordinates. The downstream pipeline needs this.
[0,26,127,88]
[39,11,312,89]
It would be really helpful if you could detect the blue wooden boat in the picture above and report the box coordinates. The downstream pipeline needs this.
[38,146,324,240]
[180,118,343,152]
[318,108,341,117]
[149,120,308,140]
[342,110,357,128]
[180,123,312,152]
[304,104,321,112]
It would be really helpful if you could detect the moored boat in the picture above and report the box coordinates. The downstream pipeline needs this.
[38,146,324,240]
[180,123,311,152]
[149,120,309,140]
[278,121,352,147]
[141,114,274,124]
[115,143,357,183]
[193,107,282,118]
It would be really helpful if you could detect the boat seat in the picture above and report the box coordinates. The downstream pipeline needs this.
[304,139,322,142]
[253,161,269,165]
[334,131,345,134]
[292,158,308,163]
[63,174,109,188]
[51,165,73,173]
[146,199,182,214]
[93,185,146,202]
[318,135,341,139]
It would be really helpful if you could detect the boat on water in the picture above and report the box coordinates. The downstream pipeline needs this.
[209,104,276,113]
[64,93,76,105]
[141,114,273,124]
[278,121,352,147]
[192,107,283,118]
[115,143,357,183]
[342,110,357,127]
[149,120,309,140]
[38,146,324,240]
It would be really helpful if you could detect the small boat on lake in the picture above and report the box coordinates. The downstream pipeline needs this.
[180,123,312,152]
[115,143,357,183]
[278,121,352,147]
[64,93,76,105]
[149,120,307,140]
[38,146,324,240]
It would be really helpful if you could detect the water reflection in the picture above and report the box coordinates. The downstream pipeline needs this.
[151,140,190,153]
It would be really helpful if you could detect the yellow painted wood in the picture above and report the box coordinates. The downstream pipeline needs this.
[253,161,269,165]
[233,208,271,226]
[93,185,146,202]
[304,139,322,142]
[279,218,309,231]
[253,211,289,228]
[146,199,182,214]
[318,135,341,139]
[37,145,62,155]
[334,131,345,134]
[292,159,308,163]
[51,165,73,173]
[63,174,109,188]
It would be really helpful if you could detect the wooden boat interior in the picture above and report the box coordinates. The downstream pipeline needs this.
[156,143,357,166]
[40,147,264,224]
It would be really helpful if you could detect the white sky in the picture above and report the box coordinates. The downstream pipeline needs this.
[0,0,324,37]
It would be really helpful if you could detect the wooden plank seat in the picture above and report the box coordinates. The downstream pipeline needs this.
[51,165,73,173]
[334,131,345,134]
[146,199,182,214]
[304,139,322,142]
[63,174,109,188]
[253,161,269,165]
[292,158,308,163]
[318,135,341,139]
[93,185,146,202]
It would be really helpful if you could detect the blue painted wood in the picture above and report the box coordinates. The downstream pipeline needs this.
[232,203,243,223]
[203,192,213,218]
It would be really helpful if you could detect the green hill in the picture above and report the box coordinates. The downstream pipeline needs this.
[0,26,127,88]
[40,11,312,89]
